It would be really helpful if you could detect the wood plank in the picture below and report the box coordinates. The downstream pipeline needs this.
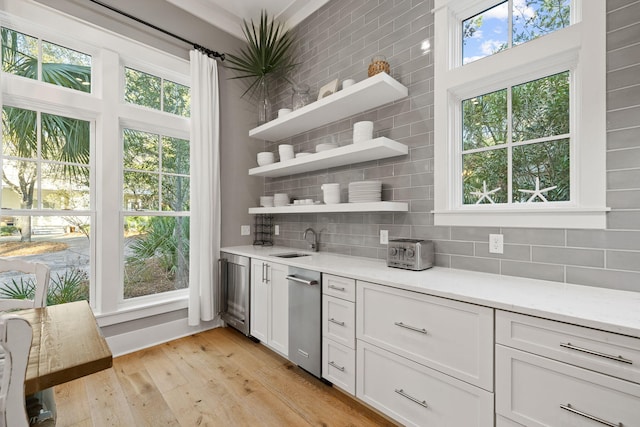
[20,301,113,394]
[54,327,397,426]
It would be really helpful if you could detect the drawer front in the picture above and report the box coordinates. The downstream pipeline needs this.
[496,345,640,427]
[357,281,494,390]
[357,341,494,427]
[323,296,355,349]
[497,310,640,384]
[322,274,356,302]
[322,338,355,395]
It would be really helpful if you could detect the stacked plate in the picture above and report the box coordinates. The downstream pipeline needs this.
[348,181,382,203]
[274,193,289,207]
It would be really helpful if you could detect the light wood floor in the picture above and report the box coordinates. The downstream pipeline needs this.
[53,327,396,426]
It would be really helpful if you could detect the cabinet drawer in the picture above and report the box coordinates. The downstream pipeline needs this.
[496,345,640,427]
[323,296,355,349]
[322,338,355,395]
[497,310,640,384]
[357,281,493,390]
[357,341,494,427]
[322,274,355,302]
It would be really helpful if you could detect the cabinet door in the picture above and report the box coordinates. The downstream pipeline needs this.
[250,259,268,342]
[267,261,289,356]
[496,345,640,427]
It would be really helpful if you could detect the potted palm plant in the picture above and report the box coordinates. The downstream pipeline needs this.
[225,10,298,125]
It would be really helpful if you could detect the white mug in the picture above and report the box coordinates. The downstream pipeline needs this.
[342,79,355,89]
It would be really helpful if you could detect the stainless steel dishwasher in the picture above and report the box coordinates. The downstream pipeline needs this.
[287,267,322,378]
[218,252,250,336]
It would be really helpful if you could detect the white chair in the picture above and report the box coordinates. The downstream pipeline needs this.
[0,258,50,311]
[0,314,33,427]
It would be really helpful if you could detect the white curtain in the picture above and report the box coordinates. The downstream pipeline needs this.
[188,50,220,326]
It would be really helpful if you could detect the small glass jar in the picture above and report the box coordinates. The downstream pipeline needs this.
[368,55,390,77]
[291,83,311,110]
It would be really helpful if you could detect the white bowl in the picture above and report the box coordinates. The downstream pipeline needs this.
[278,108,292,118]
[316,143,339,152]
[295,152,312,158]
[257,152,275,166]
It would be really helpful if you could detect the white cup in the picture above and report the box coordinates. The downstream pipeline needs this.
[321,183,341,204]
[278,144,294,161]
[260,196,274,207]
[353,121,374,143]
[342,79,355,89]
[278,108,292,118]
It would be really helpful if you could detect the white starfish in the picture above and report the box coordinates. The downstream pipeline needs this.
[470,181,501,204]
[518,177,557,202]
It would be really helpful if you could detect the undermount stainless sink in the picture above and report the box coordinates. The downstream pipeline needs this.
[273,253,311,258]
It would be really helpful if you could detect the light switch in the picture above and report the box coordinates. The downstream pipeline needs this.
[275,225,280,235]
[380,230,389,244]
[241,225,250,236]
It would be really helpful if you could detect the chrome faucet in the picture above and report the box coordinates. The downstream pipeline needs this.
[303,227,319,252]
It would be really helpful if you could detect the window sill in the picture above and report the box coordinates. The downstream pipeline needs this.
[96,292,188,327]
[433,207,610,229]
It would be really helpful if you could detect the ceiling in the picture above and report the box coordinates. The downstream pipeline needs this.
[165,0,330,39]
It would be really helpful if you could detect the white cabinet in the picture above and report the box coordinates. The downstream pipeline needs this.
[496,310,640,426]
[357,281,494,391]
[357,341,494,427]
[322,274,356,395]
[356,281,494,426]
[250,259,289,357]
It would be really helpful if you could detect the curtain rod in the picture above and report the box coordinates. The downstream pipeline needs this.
[88,0,225,60]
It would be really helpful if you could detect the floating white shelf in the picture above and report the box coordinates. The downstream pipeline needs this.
[248,202,408,215]
[249,137,408,178]
[249,73,408,141]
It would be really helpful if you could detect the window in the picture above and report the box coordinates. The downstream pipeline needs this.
[1,27,91,92]
[125,67,190,117]
[122,129,190,299]
[433,0,607,228]
[1,105,91,303]
[1,1,192,319]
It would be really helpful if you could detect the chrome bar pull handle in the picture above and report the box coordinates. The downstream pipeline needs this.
[328,361,345,372]
[261,263,266,283]
[395,388,428,408]
[394,321,428,335]
[265,264,270,284]
[560,404,622,427]
[328,284,346,291]
[560,342,633,365]
[297,349,309,358]
[329,318,345,326]
[286,275,318,286]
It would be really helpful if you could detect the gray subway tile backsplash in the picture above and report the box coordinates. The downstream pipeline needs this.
[263,0,640,292]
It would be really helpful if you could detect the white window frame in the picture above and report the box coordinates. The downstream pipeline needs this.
[0,1,192,324]
[433,0,608,228]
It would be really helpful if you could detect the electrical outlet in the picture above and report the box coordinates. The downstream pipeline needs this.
[274,225,280,235]
[489,234,504,254]
[241,225,250,236]
[380,230,389,245]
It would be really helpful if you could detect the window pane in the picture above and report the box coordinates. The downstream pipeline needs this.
[1,28,37,79]
[163,80,191,117]
[463,89,507,150]
[1,160,38,209]
[123,129,159,171]
[41,113,90,164]
[123,215,189,299]
[162,175,189,212]
[123,171,158,211]
[0,215,90,305]
[463,148,508,204]
[513,0,570,46]
[162,137,189,175]
[125,68,161,110]
[41,41,91,92]
[512,72,569,142]
[2,106,37,158]
[512,139,569,203]
[462,1,508,64]
[41,163,90,210]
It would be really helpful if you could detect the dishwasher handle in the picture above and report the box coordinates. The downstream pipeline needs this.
[286,275,318,286]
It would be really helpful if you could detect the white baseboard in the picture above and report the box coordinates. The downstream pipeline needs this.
[105,317,223,357]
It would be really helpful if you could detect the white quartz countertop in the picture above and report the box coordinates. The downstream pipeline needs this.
[221,245,640,338]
